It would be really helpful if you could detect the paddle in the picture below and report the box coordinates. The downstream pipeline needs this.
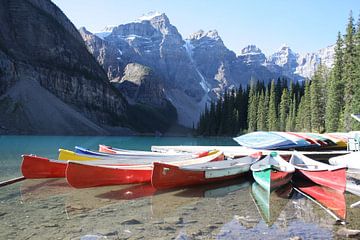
[0,176,26,187]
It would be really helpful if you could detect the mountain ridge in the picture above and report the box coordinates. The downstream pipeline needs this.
[82,12,335,127]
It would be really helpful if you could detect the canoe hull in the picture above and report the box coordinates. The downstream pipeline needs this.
[253,169,293,191]
[151,162,249,190]
[21,155,66,178]
[66,162,152,188]
[296,168,346,192]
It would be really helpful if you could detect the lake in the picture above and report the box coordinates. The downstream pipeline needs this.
[0,136,359,239]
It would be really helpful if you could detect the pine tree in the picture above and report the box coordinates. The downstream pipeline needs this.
[351,14,360,130]
[279,88,289,131]
[247,83,258,132]
[286,97,297,131]
[325,32,344,132]
[297,81,312,131]
[257,91,266,130]
[310,64,328,133]
[263,88,269,130]
[343,11,357,131]
[268,80,279,131]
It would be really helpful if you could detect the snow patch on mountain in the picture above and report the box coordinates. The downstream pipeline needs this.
[137,11,162,21]
[94,25,116,39]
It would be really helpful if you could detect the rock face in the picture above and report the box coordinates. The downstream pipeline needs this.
[113,63,168,108]
[82,12,335,127]
[0,0,131,134]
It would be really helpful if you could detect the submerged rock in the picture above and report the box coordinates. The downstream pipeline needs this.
[336,228,360,238]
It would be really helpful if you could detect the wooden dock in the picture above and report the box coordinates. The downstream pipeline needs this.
[151,145,349,161]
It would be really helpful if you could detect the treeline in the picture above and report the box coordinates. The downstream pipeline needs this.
[196,11,360,136]
[196,79,304,136]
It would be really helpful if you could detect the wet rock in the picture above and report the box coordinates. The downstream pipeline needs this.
[104,230,118,236]
[164,217,183,224]
[0,212,7,217]
[43,223,59,228]
[184,220,197,224]
[336,228,360,238]
[207,225,218,230]
[159,226,176,232]
[121,219,142,225]
[152,220,164,225]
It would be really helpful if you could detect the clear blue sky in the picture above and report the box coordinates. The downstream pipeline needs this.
[52,0,359,55]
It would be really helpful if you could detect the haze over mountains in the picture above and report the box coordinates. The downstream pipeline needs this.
[81,12,335,127]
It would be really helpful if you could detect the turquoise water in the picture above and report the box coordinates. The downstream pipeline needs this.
[0,135,237,181]
[1,136,360,239]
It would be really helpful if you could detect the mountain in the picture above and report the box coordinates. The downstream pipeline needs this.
[0,0,134,135]
[81,12,335,127]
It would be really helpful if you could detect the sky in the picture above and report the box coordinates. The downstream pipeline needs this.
[52,0,360,55]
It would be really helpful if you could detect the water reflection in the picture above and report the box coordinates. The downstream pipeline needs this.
[293,179,346,222]
[1,175,360,239]
[250,182,293,226]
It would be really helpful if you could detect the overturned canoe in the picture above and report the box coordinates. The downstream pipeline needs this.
[151,152,262,190]
[251,152,295,191]
[66,150,224,188]
[290,152,346,192]
[233,131,295,149]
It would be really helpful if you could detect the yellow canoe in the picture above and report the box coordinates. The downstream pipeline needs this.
[58,149,99,161]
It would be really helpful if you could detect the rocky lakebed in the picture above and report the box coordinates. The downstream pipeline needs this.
[1,177,360,240]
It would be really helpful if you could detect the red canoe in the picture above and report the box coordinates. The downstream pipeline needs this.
[21,150,212,179]
[66,150,225,188]
[151,152,262,190]
[294,180,346,221]
[290,152,346,192]
[21,155,67,178]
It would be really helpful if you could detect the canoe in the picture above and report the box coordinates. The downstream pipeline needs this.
[66,150,225,188]
[21,154,156,179]
[289,152,346,192]
[77,146,195,158]
[321,133,348,148]
[151,152,262,190]
[22,155,68,178]
[305,133,337,147]
[250,152,295,191]
[285,132,320,146]
[251,182,293,226]
[233,131,296,149]
[99,144,188,156]
[23,149,213,179]
[272,132,313,149]
[329,152,360,170]
[58,148,202,163]
[293,179,346,221]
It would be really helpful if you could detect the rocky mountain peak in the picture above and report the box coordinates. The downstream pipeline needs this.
[137,11,164,22]
[268,44,298,67]
[188,29,222,43]
[240,45,263,55]
[238,45,266,65]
